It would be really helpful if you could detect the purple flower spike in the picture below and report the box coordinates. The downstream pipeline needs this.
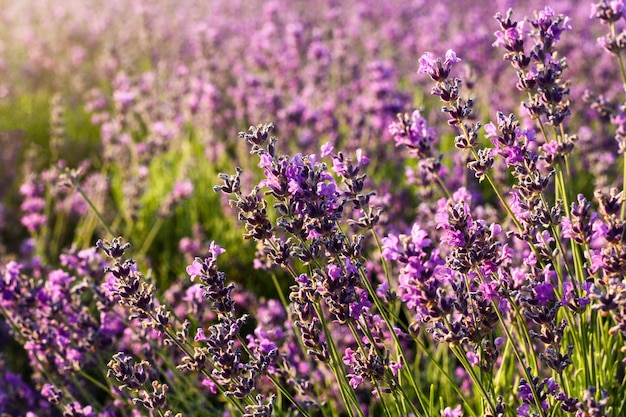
[466,351,480,367]
[208,241,226,259]
[441,405,463,417]
[418,50,461,82]
[533,282,555,306]
[591,0,626,23]
[186,259,204,282]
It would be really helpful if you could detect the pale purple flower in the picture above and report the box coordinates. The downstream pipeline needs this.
[441,405,463,417]
[321,141,334,158]
[201,377,218,394]
[479,280,499,302]
[466,351,480,367]
[172,180,194,200]
[195,327,208,342]
[349,291,372,320]
[533,282,555,306]
[517,403,530,417]
[418,50,461,81]
[492,24,525,49]
[410,224,432,250]
[208,241,226,259]
[591,0,626,21]
[186,259,204,282]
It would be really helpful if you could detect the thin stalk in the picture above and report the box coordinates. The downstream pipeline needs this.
[137,217,164,258]
[434,172,452,199]
[76,185,116,237]
[143,311,249,415]
[370,228,394,301]
[235,331,314,417]
[356,266,429,416]
[266,373,314,417]
[348,320,410,417]
[491,303,547,417]
[466,147,522,233]
[611,22,626,94]
[398,311,478,416]
[608,20,626,219]
[538,194,576,295]
[313,302,365,417]
[269,272,332,417]
[504,294,540,374]
[450,345,498,415]
[0,310,83,408]
[76,367,113,394]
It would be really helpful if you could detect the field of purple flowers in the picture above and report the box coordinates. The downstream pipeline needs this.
[1,0,626,416]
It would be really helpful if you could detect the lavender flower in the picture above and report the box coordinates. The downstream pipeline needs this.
[441,405,463,417]
[494,7,573,125]
[418,50,462,82]
[19,177,46,233]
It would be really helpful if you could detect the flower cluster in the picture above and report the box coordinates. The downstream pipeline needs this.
[4,2,626,417]
[19,177,47,234]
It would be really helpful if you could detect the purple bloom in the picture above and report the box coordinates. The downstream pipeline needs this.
[495,337,504,349]
[172,180,194,200]
[418,50,461,82]
[381,234,401,261]
[492,23,525,49]
[246,327,278,356]
[342,347,357,366]
[348,291,372,320]
[355,149,369,166]
[533,282,555,306]
[410,224,432,250]
[208,241,226,259]
[201,377,218,394]
[441,405,463,417]
[535,7,572,42]
[516,403,530,417]
[591,0,625,22]
[479,280,499,302]
[64,402,96,417]
[376,281,391,300]
[320,141,333,157]
[389,110,437,157]
[518,379,534,402]
[347,373,363,389]
[20,196,45,212]
[545,378,559,395]
[20,212,47,233]
[483,122,498,138]
[41,383,62,403]
[258,153,273,170]
[186,259,204,282]
[195,327,208,342]
[389,359,402,377]
[466,351,480,367]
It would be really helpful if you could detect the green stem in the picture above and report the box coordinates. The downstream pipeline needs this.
[504,295,539,374]
[609,20,626,219]
[144,311,249,415]
[313,302,365,417]
[138,217,164,258]
[76,185,116,237]
[490,302,546,417]
[356,265,429,416]
[450,345,498,415]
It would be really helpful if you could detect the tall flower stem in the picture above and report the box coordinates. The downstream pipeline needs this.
[356,264,429,417]
[609,19,626,219]
[313,302,366,417]
[75,185,116,237]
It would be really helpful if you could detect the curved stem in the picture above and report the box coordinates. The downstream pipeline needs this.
[76,185,116,237]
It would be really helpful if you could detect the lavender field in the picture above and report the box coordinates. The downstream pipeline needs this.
[1,0,626,416]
